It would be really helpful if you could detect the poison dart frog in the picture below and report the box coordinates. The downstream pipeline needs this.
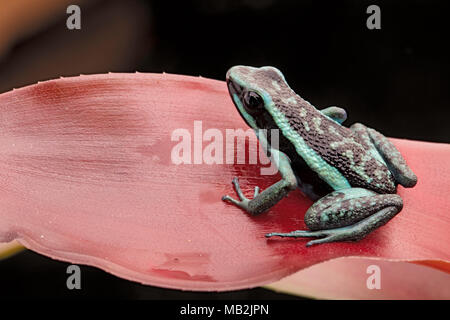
[222,66,417,246]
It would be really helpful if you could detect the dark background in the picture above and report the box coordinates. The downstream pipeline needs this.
[0,0,448,299]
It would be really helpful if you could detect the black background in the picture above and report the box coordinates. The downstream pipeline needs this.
[0,0,448,299]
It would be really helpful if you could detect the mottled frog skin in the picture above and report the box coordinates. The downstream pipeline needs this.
[222,66,417,246]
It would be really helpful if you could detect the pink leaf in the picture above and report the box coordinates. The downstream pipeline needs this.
[0,73,448,291]
[266,257,450,299]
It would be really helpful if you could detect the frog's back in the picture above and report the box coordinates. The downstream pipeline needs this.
[272,93,397,194]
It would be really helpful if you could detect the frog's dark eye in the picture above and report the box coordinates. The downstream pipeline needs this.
[243,91,263,112]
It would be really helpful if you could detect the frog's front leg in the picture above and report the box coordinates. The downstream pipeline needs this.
[266,188,403,246]
[222,148,298,215]
[320,106,347,124]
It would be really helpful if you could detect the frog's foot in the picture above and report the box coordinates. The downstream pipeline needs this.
[266,188,403,246]
[222,177,260,211]
[222,172,297,215]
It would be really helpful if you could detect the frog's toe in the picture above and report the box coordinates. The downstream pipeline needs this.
[221,195,236,203]
[265,228,359,246]
[265,230,326,238]
[305,234,343,247]
[222,194,250,210]
[222,194,243,205]
[231,177,248,201]
[228,176,262,201]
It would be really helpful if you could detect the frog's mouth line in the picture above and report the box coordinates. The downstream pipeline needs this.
[226,79,257,130]
[226,78,243,98]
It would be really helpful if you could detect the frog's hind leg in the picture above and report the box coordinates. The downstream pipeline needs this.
[350,123,417,188]
[266,188,403,246]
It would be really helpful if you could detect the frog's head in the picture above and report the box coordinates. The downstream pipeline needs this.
[226,65,290,130]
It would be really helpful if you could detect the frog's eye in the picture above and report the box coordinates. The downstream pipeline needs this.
[243,91,263,112]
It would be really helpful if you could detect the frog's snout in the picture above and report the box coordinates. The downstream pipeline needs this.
[225,68,233,82]
[226,65,244,82]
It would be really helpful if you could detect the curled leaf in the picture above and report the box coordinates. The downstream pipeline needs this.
[266,257,450,299]
[0,73,448,291]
